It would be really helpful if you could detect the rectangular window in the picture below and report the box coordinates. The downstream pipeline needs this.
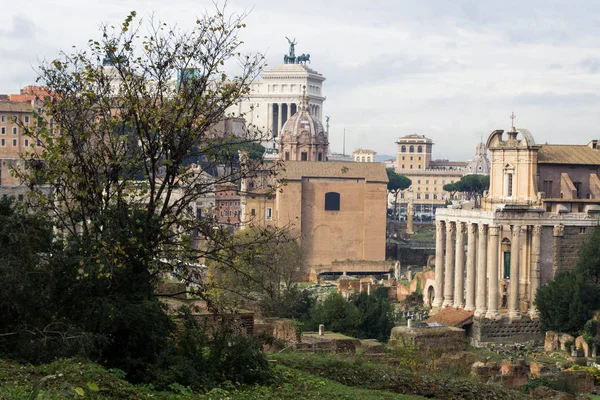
[251,208,256,216]
[12,127,17,135]
[503,252,511,279]
[324,192,341,211]
[24,139,29,147]
[12,139,17,147]
[24,116,30,123]
[266,207,273,220]
[507,174,513,197]
[0,115,5,122]
[1,139,5,147]
[301,152,308,161]
[285,152,290,161]
[546,203,552,212]
[1,127,4,134]
[318,153,323,161]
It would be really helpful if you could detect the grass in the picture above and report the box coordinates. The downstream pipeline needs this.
[0,358,427,400]
[408,229,435,243]
[271,353,529,400]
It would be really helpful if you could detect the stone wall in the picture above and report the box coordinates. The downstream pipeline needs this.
[558,226,593,274]
[471,316,542,344]
[272,319,301,343]
[389,326,467,355]
[325,259,394,274]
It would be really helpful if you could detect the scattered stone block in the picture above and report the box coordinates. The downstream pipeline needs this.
[470,361,499,381]
[558,370,595,394]
[575,336,591,358]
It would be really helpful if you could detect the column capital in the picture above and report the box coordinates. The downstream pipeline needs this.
[455,221,465,234]
[520,225,528,234]
[488,225,500,236]
[553,224,565,237]
[532,225,543,236]
[446,221,456,234]
[435,220,445,233]
[467,223,477,235]
[511,225,521,238]
[477,223,487,234]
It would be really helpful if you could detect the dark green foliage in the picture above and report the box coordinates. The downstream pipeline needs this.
[575,225,600,285]
[0,200,270,388]
[386,170,411,193]
[309,293,362,336]
[258,286,315,321]
[307,290,394,342]
[386,170,411,216]
[443,174,489,206]
[536,226,600,336]
[160,307,271,389]
[352,287,395,342]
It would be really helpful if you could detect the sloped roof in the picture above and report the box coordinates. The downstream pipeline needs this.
[538,145,600,165]
[425,307,474,328]
[279,161,389,183]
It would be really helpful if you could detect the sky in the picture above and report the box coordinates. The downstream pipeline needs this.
[2,0,600,160]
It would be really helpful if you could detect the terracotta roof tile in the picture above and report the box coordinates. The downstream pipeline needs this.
[279,161,389,183]
[538,145,600,165]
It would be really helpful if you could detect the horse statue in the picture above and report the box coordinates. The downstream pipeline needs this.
[284,54,296,64]
[297,54,311,64]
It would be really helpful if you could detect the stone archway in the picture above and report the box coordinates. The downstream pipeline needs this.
[426,285,435,306]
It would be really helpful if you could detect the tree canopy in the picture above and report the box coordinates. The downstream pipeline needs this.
[387,169,411,216]
[536,226,600,336]
[443,174,489,207]
[1,7,279,388]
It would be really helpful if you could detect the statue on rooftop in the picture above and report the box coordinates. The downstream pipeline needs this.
[285,37,297,58]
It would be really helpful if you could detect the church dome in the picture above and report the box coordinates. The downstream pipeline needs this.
[278,88,329,161]
[466,142,491,174]
[280,102,325,139]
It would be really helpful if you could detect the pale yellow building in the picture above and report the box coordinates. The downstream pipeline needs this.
[353,148,376,162]
[394,134,474,215]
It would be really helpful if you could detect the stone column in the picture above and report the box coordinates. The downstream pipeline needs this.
[509,225,522,320]
[407,203,414,234]
[475,224,488,317]
[432,220,445,308]
[529,225,542,318]
[485,226,500,320]
[453,222,465,308]
[464,223,477,311]
[266,102,271,136]
[443,222,456,307]
[277,103,282,135]
[552,224,564,278]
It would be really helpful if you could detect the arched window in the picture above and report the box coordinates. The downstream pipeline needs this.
[325,192,340,211]
[418,145,422,153]
[401,145,406,152]
[409,145,414,153]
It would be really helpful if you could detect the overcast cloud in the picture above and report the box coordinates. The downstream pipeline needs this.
[2,0,600,160]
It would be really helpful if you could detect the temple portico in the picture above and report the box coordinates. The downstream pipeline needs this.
[428,126,600,342]
[431,206,600,323]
